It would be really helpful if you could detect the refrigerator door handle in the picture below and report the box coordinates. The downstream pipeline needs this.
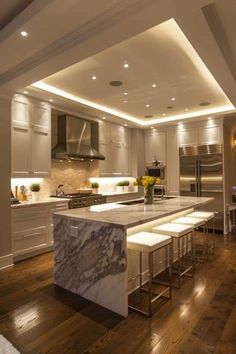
[197,159,201,197]
[195,160,198,197]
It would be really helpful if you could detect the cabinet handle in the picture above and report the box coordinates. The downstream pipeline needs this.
[23,232,41,238]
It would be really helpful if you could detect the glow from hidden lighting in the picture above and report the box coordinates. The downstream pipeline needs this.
[31,82,235,126]
[20,31,28,37]
[11,178,43,187]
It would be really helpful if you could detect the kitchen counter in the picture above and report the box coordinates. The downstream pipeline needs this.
[53,196,213,317]
[11,197,70,208]
[54,196,212,229]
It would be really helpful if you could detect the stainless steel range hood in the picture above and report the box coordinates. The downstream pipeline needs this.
[52,115,105,161]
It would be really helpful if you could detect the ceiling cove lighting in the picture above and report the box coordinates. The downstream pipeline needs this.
[20,31,28,37]
[31,82,235,126]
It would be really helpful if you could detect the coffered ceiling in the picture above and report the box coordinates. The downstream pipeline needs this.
[0,0,236,127]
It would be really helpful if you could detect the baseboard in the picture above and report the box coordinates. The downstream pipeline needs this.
[0,253,14,270]
[13,245,53,262]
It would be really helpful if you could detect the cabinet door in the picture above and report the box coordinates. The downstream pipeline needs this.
[144,131,155,165]
[99,122,111,145]
[12,125,31,176]
[31,104,51,176]
[12,99,30,127]
[155,132,166,163]
[178,128,198,146]
[198,126,221,145]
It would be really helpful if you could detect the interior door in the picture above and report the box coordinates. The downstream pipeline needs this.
[179,156,197,196]
[198,154,223,230]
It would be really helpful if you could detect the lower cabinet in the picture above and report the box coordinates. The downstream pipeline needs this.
[12,201,68,261]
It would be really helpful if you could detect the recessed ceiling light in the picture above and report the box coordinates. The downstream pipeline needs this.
[102,116,106,119]
[20,31,28,37]
[49,99,53,102]
[151,126,154,129]
[178,122,183,125]
[124,92,128,96]
[23,91,28,94]
[123,100,128,103]
[167,106,173,109]
[152,84,157,88]
[146,104,150,107]
[185,108,189,112]
[162,113,166,116]
[92,76,97,80]
[123,63,129,68]
[124,124,128,126]
[171,97,176,101]
[109,80,123,86]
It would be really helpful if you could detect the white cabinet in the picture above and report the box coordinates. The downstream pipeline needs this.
[178,121,222,147]
[144,130,166,165]
[11,97,51,177]
[99,122,131,176]
[12,201,68,260]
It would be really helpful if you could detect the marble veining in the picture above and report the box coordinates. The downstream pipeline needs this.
[53,215,127,315]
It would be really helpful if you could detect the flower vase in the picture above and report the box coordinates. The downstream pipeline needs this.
[144,186,154,205]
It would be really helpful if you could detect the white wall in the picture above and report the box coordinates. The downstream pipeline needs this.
[0,97,12,269]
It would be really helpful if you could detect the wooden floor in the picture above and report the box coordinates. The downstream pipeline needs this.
[0,233,236,354]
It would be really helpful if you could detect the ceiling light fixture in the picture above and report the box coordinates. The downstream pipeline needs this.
[20,31,28,37]
[92,76,97,80]
[31,81,235,127]
[109,80,123,86]
[152,84,157,88]
[102,116,106,120]
[146,104,150,107]
[124,92,128,95]
[123,100,128,103]
[124,124,127,126]
[162,113,166,116]
[123,63,129,68]
[23,91,28,94]
[171,97,176,101]
[49,99,53,102]
[185,108,189,111]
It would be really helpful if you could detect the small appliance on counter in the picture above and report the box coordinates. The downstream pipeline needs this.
[11,191,20,205]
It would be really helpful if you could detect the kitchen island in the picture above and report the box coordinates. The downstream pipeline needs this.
[53,196,212,317]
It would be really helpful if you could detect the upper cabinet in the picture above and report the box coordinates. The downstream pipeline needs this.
[178,120,223,147]
[98,122,131,176]
[144,130,166,165]
[12,96,51,178]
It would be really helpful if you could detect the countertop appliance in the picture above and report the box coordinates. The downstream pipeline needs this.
[179,143,223,231]
[51,193,107,209]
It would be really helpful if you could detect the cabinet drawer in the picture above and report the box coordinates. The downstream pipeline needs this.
[13,228,47,253]
[50,203,68,212]
[12,214,47,233]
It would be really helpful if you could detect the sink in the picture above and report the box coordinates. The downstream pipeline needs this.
[118,196,177,206]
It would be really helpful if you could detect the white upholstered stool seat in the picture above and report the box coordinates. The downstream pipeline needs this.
[127,231,172,317]
[171,216,205,228]
[127,232,171,253]
[186,211,214,222]
[152,223,193,238]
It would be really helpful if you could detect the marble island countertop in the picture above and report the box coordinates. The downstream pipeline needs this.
[11,197,70,208]
[54,196,213,229]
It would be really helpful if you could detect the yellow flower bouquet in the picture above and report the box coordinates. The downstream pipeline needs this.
[134,176,157,204]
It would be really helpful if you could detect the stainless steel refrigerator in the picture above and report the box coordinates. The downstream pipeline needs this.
[179,143,223,231]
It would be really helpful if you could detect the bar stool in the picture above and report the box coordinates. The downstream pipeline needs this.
[127,232,172,317]
[171,216,206,261]
[186,211,215,257]
[152,223,193,287]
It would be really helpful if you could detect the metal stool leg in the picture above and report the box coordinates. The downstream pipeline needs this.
[148,252,153,317]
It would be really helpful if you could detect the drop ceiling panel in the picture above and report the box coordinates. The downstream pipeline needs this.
[40,18,233,124]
